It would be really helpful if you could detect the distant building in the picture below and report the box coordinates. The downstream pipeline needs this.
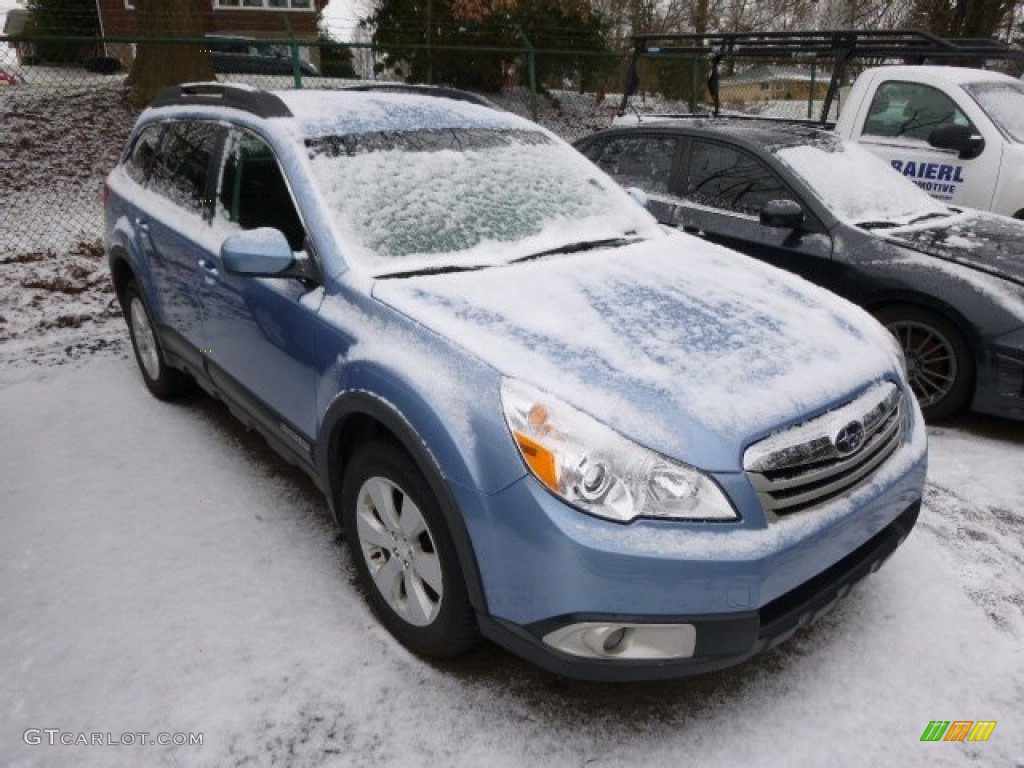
[720,64,831,104]
[94,0,329,68]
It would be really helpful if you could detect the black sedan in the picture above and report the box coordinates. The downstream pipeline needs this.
[575,119,1024,422]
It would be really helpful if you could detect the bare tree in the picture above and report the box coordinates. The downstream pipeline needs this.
[127,0,215,107]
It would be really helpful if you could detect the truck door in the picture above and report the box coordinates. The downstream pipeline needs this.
[852,80,1000,210]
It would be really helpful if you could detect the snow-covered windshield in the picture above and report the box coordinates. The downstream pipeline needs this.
[305,128,659,274]
[963,80,1024,143]
[774,139,947,225]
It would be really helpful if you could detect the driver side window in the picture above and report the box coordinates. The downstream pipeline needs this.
[683,140,794,216]
[217,130,307,251]
[862,81,973,141]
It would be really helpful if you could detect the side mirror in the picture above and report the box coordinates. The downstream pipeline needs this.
[220,228,294,277]
[760,199,804,229]
[625,186,650,209]
[928,124,985,160]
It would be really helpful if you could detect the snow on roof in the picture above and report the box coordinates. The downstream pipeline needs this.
[866,64,1019,86]
[275,89,535,137]
[722,65,831,85]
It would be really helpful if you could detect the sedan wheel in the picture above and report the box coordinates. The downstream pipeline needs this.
[876,305,973,421]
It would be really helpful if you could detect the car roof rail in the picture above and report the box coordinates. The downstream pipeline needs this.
[338,82,499,109]
[150,82,293,118]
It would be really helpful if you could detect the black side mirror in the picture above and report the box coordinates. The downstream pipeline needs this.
[928,124,985,160]
[760,199,804,229]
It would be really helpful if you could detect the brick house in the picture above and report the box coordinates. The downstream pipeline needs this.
[95,0,329,68]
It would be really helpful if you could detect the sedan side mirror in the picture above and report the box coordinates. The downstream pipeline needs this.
[928,124,985,160]
[221,228,294,277]
[760,199,804,229]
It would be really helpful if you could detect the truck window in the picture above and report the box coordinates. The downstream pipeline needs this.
[863,81,973,141]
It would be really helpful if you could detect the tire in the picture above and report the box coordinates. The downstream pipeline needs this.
[124,280,192,400]
[341,440,479,657]
[874,304,974,421]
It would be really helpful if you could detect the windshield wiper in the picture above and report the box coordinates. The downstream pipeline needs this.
[376,263,487,280]
[857,220,900,230]
[509,236,639,265]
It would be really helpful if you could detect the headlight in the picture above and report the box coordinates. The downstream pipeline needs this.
[500,379,738,523]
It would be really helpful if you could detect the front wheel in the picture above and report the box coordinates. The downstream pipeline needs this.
[875,304,973,421]
[340,440,479,657]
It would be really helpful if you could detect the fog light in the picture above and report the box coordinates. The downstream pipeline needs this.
[543,622,697,660]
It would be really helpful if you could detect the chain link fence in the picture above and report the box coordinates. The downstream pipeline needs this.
[1,35,642,257]
[1,34,837,257]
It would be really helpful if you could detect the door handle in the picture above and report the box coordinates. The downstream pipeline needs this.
[198,258,219,285]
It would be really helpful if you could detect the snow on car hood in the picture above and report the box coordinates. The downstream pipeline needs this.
[372,233,899,471]
[883,210,1024,287]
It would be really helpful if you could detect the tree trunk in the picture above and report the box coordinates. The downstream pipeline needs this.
[127,0,214,108]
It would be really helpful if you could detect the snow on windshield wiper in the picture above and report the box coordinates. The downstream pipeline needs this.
[376,263,488,280]
[509,236,638,265]
[906,211,952,225]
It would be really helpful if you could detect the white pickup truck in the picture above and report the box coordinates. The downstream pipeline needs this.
[827,66,1024,217]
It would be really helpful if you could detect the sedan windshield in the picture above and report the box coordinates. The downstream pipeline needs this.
[774,139,948,225]
[963,80,1024,143]
[306,128,660,274]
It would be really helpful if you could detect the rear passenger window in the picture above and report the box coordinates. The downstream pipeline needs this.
[586,136,678,194]
[684,141,794,215]
[217,130,306,251]
[149,121,224,216]
[126,124,163,185]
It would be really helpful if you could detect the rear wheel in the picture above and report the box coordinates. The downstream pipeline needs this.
[341,440,479,657]
[875,304,973,421]
[124,280,192,399]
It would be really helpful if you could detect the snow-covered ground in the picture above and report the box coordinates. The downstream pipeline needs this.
[1,339,1022,767]
[2,79,1023,768]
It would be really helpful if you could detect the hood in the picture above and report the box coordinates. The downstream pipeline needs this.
[883,211,1024,287]
[371,234,900,472]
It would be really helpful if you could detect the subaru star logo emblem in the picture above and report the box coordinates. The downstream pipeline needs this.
[834,421,866,456]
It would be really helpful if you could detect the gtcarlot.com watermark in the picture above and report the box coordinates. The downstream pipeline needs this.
[23,729,203,747]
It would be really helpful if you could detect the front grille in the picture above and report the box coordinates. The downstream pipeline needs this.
[743,382,905,517]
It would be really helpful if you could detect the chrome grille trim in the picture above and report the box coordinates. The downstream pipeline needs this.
[743,382,905,517]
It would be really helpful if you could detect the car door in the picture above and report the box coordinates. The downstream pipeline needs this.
[672,138,835,288]
[579,133,683,224]
[133,120,225,356]
[200,127,323,447]
[854,80,1000,210]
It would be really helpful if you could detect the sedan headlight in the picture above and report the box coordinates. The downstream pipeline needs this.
[500,379,738,523]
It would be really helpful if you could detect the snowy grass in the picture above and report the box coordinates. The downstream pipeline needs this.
[1,355,1022,767]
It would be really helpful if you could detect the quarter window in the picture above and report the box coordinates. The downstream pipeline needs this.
[585,136,679,194]
[684,141,793,216]
[125,124,163,185]
[217,130,306,251]
[148,121,224,216]
[862,81,973,141]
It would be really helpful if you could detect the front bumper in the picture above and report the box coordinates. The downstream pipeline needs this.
[974,327,1024,421]
[478,500,919,681]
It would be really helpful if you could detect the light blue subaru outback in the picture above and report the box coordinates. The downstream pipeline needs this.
[105,83,926,681]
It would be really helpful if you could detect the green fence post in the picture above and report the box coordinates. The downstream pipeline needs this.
[808,61,816,120]
[691,54,699,112]
[290,37,302,89]
[518,28,537,122]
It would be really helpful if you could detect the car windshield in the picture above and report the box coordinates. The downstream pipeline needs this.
[305,128,659,274]
[774,139,948,226]
[963,80,1024,143]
